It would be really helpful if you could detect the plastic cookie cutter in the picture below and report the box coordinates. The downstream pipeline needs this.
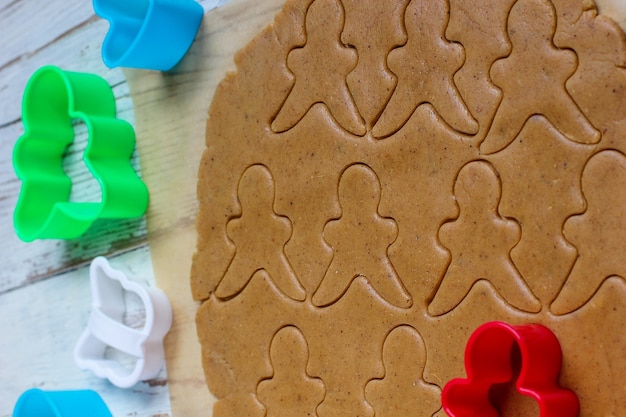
[442,321,579,417]
[93,0,204,71]
[74,256,173,388]
[12,66,149,242]
[13,389,112,417]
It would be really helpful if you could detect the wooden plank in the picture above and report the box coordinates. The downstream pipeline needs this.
[0,17,126,127]
[0,0,95,68]
[0,247,171,417]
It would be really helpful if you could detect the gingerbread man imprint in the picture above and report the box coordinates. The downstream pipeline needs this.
[341,0,411,129]
[365,326,441,417]
[313,164,411,308]
[373,0,478,138]
[553,150,626,314]
[430,161,540,315]
[257,326,325,417]
[271,0,365,136]
[481,0,600,154]
[217,165,306,301]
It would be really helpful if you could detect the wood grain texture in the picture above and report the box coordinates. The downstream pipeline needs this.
[0,247,170,417]
[0,0,95,68]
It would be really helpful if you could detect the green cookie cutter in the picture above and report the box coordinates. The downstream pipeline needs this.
[13,66,149,242]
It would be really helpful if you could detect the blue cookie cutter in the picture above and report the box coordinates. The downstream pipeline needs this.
[93,0,204,71]
[13,389,112,417]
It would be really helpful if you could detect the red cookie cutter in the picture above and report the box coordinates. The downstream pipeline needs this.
[442,321,579,417]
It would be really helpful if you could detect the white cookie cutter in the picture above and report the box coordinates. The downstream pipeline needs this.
[74,256,173,388]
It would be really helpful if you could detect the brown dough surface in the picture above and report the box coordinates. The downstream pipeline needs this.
[192,0,626,415]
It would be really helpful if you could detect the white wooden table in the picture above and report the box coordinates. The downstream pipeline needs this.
[0,0,283,416]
